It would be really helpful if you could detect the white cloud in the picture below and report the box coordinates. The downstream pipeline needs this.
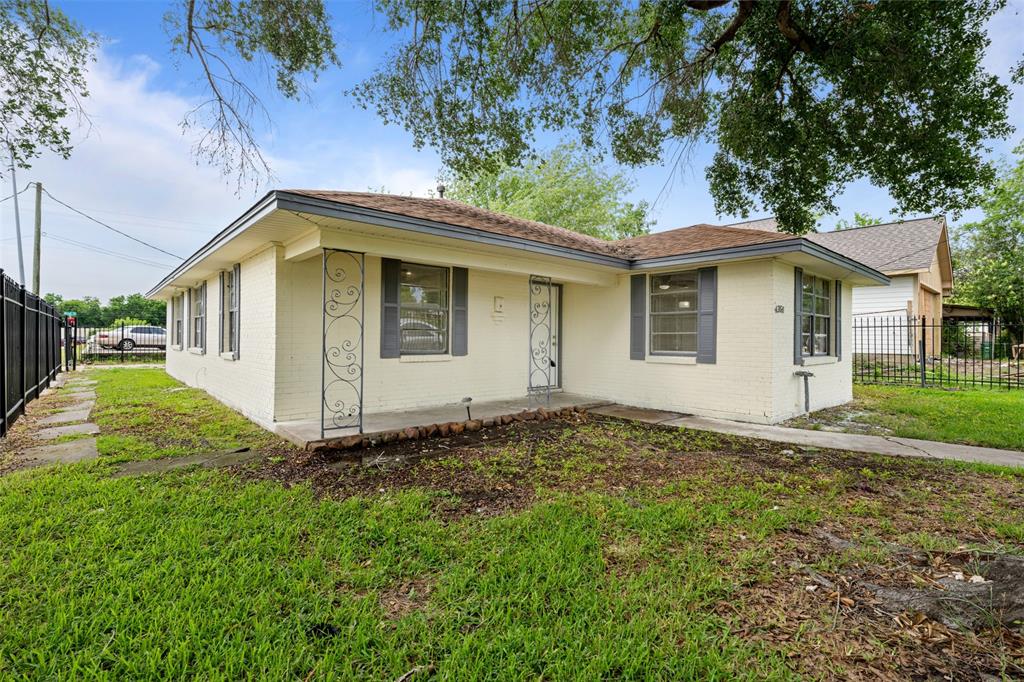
[0,48,440,300]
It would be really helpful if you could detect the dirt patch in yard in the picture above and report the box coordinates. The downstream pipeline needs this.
[235,413,1024,679]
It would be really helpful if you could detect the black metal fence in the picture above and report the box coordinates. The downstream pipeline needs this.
[1,270,63,436]
[853,316,1024,389]
[66,324,167,367]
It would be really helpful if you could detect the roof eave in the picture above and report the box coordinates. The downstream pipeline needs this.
[275,191,632,269]
[629,239,890,285]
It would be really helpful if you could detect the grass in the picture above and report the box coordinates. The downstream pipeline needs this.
[2,368,1023,679]
[88,367,281,462]
[818,385,1024,451]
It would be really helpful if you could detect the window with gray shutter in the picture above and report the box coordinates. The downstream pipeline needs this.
[629,274,646,360]
[834,280,842,360]
[793,267,803,365]
[380,258,401,358]
[696,267,717,364]
[451,267,468,356]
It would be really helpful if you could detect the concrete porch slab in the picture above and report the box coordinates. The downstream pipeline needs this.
[590,404,687,424]
[275,392,610,448]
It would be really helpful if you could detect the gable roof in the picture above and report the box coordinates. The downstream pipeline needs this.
[806,217,947,274]
[617,224,796,259]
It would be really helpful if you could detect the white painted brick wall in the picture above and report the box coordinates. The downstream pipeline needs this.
[164,245,279,428]
[562,260,778,423]
[769,260,853,421]
[273,255,535,421]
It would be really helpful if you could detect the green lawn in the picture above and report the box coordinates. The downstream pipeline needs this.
[1,369,1023,679]
[792,385,1024,451]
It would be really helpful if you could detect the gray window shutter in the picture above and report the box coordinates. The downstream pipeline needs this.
[629,274,646,360]
[184,288,190,348]
[793,267,803,365]
[834,280,842,360]
[218,271,225,354]
[380,258,401,358]
[233,263,241,359]
[201,282,207,354]
[697,267,717,364]
[451,267,468,356]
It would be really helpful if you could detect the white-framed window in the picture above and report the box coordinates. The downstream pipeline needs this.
[800,273,833,356]
[171,294,184,347]
[190,284,205,350]
[649,271,699,355]
[221,266,239,355]
[399,262,449,354]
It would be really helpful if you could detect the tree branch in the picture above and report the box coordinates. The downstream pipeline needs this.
[776,0,821,54]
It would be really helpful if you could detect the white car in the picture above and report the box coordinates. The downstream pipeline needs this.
[97,326,167,350]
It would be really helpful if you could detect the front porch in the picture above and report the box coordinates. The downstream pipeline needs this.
[275,392,608,449]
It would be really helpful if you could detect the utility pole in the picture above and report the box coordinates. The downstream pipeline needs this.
[8,146,25,285]
[32,182,41,295]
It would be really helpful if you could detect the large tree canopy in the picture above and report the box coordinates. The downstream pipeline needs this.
[445,142,651,240]
[952,147,1024,330]
[355,0,1016,233]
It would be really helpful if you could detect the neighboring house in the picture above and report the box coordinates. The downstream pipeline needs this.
[807,217,953,356]
[146,191,887,443]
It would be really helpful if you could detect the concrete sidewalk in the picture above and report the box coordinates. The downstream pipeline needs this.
[667,416,1024,469]
[589,405,1024,469]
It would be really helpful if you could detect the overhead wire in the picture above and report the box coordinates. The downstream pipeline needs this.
[38,186,186,260]
[41,231,175,269]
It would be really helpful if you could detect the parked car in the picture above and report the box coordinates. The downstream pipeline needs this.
[97,326,167,350]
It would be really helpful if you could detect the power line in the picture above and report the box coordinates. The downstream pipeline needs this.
[42,231,175,269]
[0,183,32,203]
[38,186,185,260]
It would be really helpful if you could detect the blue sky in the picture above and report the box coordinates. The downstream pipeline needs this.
[2,0,1022,299]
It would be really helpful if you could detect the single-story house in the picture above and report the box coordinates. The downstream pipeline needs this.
[146,191,887,444]
[807,217,953,356]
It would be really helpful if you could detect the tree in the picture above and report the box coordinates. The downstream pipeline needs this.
[43,292,166,326]
[1,0,95,171]
[444,143,651,240]
[953,147,1024,330]
[834,212,884,231]
[2,0,338,186]
[355,0,1016,234]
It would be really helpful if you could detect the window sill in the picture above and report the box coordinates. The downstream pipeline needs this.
[220,352,237,361]
[399,354,452,363]
[800,355,838,367]
[647,355,697,365]
[170,344,183,352]
[188,347,205,356]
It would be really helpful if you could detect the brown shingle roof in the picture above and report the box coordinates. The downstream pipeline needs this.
[287,190,628,258]
[806,217,946,274]
[286,190,798,262]
[617,224,796,260]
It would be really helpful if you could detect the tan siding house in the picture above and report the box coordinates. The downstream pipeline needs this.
[808,218,953,355]
[148,191,886,445]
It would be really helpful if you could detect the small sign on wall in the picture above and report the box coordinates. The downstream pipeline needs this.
[775,304,785,313]
[493,296,505,313]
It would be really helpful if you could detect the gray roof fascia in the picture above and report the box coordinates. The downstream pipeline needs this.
[629,238,890,285]
[275,192,632,269]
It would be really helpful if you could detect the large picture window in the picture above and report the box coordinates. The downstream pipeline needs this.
[801,273,832,356]
[399,262,449,354]
[650,271,699,354]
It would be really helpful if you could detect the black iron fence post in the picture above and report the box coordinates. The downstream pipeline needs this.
[120,322,125,362]
[919,315,927,388]
[0,270,6,437]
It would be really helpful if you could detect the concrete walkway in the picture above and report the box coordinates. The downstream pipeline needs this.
[590,405,1024,469]
[11,372,102,471]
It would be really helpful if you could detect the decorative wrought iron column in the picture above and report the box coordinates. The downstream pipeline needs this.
[528,275,552,407]
[321,249,365,438]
